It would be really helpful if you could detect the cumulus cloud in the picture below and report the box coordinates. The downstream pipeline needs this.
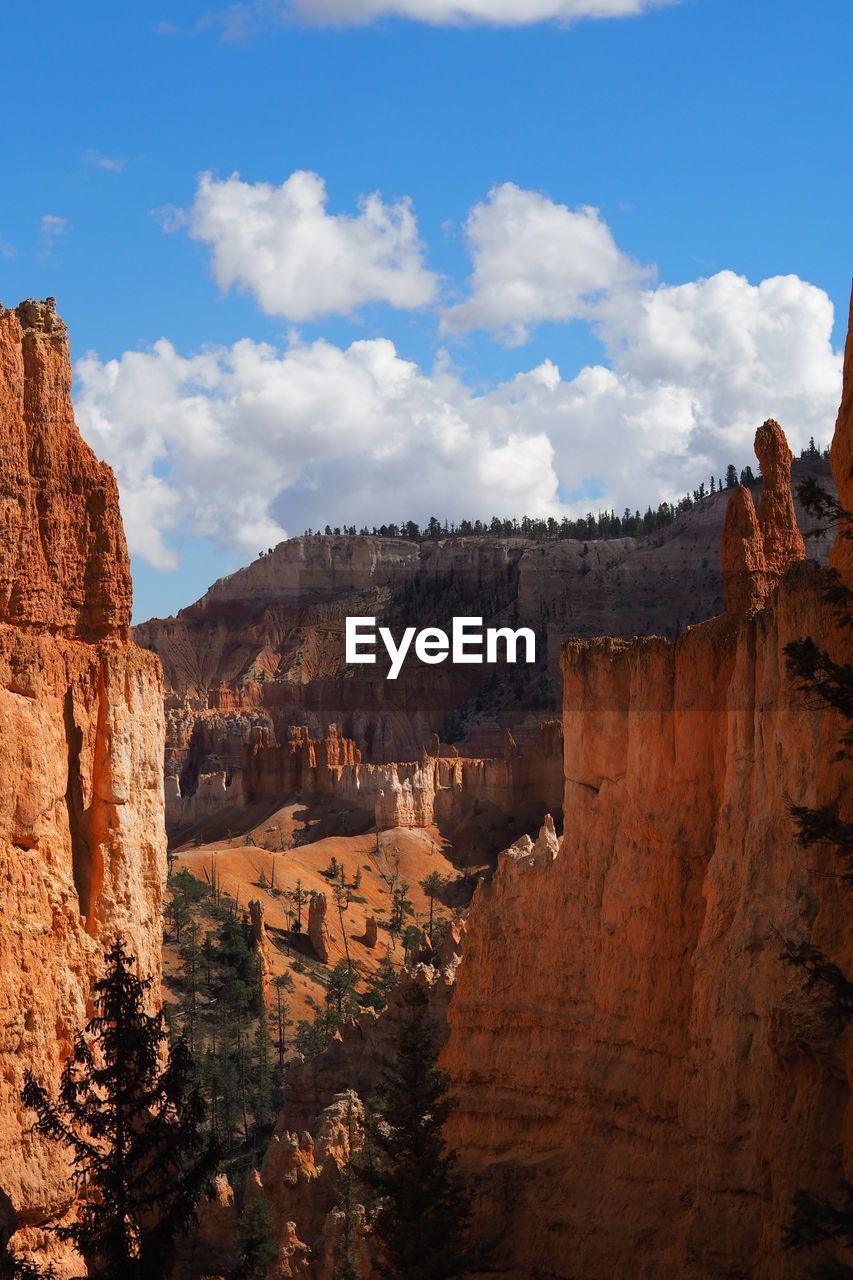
[74,269,841,576]
[75,334,561,568]
[442,183,651,344]
[208,0,675,35]
[181,170,438,321]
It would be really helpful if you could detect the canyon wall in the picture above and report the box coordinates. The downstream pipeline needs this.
[135,462,832,808]
[0,299,166,1261]
[442,417,852,1278]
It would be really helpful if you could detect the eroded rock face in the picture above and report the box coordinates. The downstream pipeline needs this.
[308,892,332,964]
[721,482,770,613]
[252,1092,364,1277]
[441,419,852,1278]
[136,461,832,807]
[0,300,132,640]
[722,420,807,615]
[754,418,807,577]
[0,300,165,1261]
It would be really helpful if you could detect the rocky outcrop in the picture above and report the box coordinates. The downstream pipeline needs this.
[441,418,850,1278]
[722,419,808,615]
[238,721,564,857]
[251,1092,365,1277]
[248,898,271,977]
[308,892,332,964]
[361,916,378,948]
[721,481,771,613]
[755,417,807,576]
[0,300,165,1262]
[0,299,132,640]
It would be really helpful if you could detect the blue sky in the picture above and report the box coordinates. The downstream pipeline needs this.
[0,0,849,621]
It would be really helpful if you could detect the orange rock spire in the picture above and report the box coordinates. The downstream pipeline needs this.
[0,298,131,640]
[722,417,805,613]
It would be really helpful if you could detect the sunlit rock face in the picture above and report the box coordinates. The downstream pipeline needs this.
[0,300,166,1268]
[442,415,852,1279]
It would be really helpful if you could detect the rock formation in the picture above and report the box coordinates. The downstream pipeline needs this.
[721,481,770,613]
[722,419,809,615]
[250,1092,365,1277]
[441,417,851,1278]
[248,898,271,977]
[0,299,166,1263]
[243,721,563,835]
[308,892,332,964]
[361,916,378,948]
[135,459,832,814]
[0,298,132,639]
[754,417,807,575]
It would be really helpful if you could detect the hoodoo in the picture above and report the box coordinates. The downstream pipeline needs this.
[0,300,166,1263]
[441,413,851,1278]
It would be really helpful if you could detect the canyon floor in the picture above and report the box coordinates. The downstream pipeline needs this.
[165,802,468,1028]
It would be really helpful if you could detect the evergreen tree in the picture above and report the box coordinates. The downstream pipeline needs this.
[21,939,220,1280]
[420,872,445,944]
[272,973,294,1071]
[326,962,361,1021]
[389,885,413,937]
[359,956,397,1013]
[360,984,469,1280]
[228,1200,278,1280]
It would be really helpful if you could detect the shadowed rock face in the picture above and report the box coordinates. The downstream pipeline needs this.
[0,300,165,1267]
[441,409,852,1278]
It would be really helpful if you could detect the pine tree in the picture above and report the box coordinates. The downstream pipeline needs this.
[326,962,360,1021]
[20,938,220,1280]
[420,872,445,944]
[360,983,469,1280]
[228,1199,278,1280]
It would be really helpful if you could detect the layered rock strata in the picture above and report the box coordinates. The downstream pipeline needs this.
[0,300,165,1261]
[442,417,852,1279]
[136,460,832,806]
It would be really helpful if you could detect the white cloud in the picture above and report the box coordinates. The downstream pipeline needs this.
[74,270,841,577]
[294,0,675,23]
[181,170,438,322]
[40,214,67,239]
[82,149,127,173]
[442,183,651,344]
[208,0,675,34]
[38,214,67,262]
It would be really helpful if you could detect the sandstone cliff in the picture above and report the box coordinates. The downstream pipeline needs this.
[0,300,165,1265]
[441,416,852,1278]
[135,461,831,816]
